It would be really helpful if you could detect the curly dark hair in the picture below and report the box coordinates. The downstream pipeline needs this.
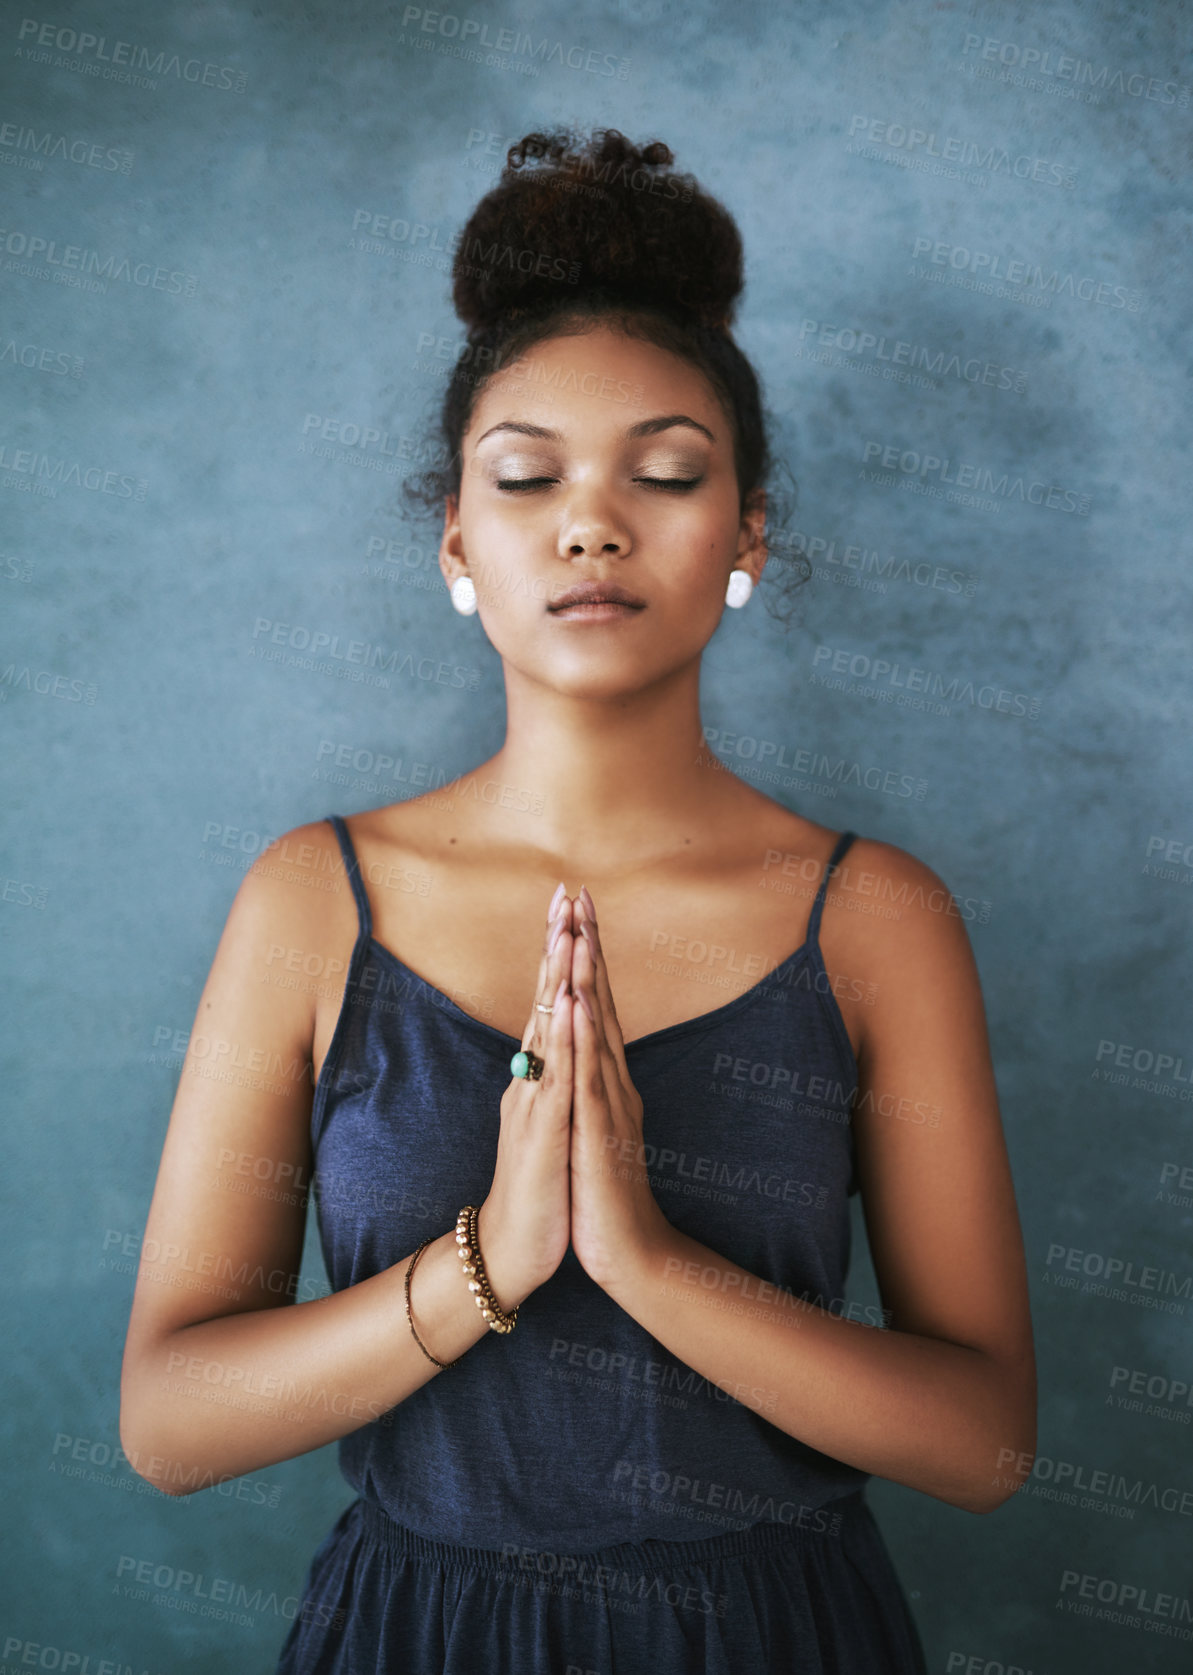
[398,127,809,624]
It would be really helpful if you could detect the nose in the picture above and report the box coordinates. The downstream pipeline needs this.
[557,495,631,560]
[564,533,623,557]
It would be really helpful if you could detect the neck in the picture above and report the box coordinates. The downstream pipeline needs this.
[470,662,738,875]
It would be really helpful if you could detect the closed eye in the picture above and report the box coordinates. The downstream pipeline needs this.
[495,477,703,493]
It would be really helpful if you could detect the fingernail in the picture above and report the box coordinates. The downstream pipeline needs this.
[579,918,598,953]
[579,884,596,924]
[577,985,594,1021]
[548,915,568,954]
[548,881,566,918]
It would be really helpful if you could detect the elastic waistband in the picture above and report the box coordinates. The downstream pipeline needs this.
[353,1491,867,1580]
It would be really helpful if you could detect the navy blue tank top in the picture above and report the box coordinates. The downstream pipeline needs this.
[310,813,868,1552]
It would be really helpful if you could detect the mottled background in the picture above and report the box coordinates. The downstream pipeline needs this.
[3,0,1190,1669]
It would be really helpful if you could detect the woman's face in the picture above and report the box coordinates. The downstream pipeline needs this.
[441,320,766,701]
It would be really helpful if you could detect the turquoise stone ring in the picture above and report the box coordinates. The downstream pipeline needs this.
[510,1049,545,1081]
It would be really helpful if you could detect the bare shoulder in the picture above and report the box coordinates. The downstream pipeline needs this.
[826,833,989,1077]
[833,833,978,964]
[725,786,844,872]
[337,784,538,894]
[343,793,430,847]
[728,792,933,910]
[242,814,357,945]
[248,796,470,927]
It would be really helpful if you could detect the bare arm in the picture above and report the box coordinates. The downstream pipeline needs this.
[594,843,1037,1515]
[118,822,532,1495]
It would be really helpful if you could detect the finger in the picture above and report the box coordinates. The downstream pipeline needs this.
[535,953,576,1122]
[570,928,627,1115]
[574,899,622,1043]
[509,895,574,1107]
[547,960,575,1117]
[570,961,610,1130]
[510,969,570,1114]
[572,908,630,1088]
[523,893,574,1055]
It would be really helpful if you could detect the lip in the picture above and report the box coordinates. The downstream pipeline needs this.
[549,600,644,622]
[547,582,646,613]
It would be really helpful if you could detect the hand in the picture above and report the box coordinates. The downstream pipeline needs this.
[567,888,672,1289]
[478,885,575,1310]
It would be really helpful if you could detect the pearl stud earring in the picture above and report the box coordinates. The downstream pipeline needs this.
[725,569,753,608]
[450,575,477,615]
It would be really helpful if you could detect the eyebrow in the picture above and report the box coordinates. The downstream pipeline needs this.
[473,413,716,447]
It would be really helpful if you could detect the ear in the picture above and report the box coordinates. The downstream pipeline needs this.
[438,492,466,588]
[736,487,769,586]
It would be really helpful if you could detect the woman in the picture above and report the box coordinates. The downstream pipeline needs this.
[119,128,1036,1674]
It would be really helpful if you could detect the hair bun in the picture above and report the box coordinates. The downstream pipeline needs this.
[451,126,744,335]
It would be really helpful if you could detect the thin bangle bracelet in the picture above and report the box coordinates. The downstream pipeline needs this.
[404,1238,459,1370]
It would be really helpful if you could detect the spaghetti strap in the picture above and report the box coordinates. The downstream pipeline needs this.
[325,812,373,941]
[807,829,858,951]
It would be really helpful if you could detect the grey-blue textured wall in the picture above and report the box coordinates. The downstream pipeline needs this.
[3,1,1190,1670]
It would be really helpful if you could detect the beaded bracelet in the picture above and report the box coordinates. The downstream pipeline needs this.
[404,1237,460,1370]
[456,1204,519,1333]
